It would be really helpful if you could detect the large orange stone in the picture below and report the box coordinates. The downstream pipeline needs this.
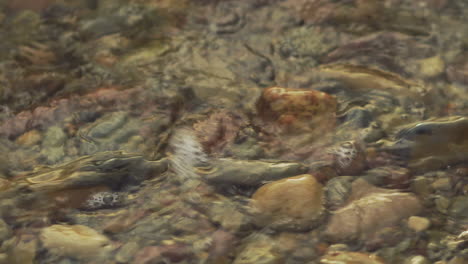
[251,174,324,231]
[257,87,337,125]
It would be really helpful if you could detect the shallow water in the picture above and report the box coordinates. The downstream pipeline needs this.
[0,0,468,263]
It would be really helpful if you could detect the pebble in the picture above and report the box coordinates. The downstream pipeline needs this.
[7,235,37,264]
[418,56,445,78]
[115,241,140,263]
[15,129,42,147]
[41,126,66,148]
[205,158,308,186]
[449,196,468,220]
[233,234,284,264]
[404,255,430,264]
[251,174,324,231]
[431,177,451,192]
[320,250,385,264]
[88,112,128,138]
[256,86,337,131]
[407,216,430,232]
[325,179,422,242]
[449,256,468,264]
[325,176,354,210]
[329,141,366,176]
[0,219,11,241]
[40,224,113,259]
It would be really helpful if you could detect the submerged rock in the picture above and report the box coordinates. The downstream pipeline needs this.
[320,250,386,264]
[233,234,284,264]
[325,179,421,242]
[382,116,468,172]
[204,158,308,186]
[40,224,113,259]
[257,86,337,132]
[251,174,324,231]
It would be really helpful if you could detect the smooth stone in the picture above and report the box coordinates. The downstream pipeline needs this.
[407,216,430,232]
[251,174,324,231]
[449,256,468,264]
[15,129,42,147]
[449,196,468,219]
[116,241,139,263]
[7,235,37,264]
[411,176,433,197]
[325,179,422,242]
[0,219,11,242]
[40,224,113,259]
[325,176,354,210]
[0,253,6,264]
[205,159,308,186]
[418,56,445,78]
[233,234,284,264]
[320,251,385,264]
[435,195,450,214]
[431,177,451,191]
[41,146,65,164]
[404,255,430,264]
[386,116,468,172]
[42,126,66,148]
[88,112,127,138]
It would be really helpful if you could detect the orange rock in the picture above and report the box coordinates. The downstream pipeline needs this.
[15,129,42,147]
[251,174,324,231]
[258,86,337,123]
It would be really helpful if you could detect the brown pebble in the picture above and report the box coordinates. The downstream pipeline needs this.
[251,174,324,231]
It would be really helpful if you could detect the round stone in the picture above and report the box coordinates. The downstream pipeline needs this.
[407,216,430,232]
[251,174,324,231]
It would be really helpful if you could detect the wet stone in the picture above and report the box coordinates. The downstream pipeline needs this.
[384,116,468,172]
[325,179,422,242]
[88,112,128,138]
[15,129,42,147]
[233,234,284,264]
[40,224,113,260]
[115,241,139,263]
[407,216,431,232]
[0,218,11,242]
[205,158,308,186]
[325,176,354,210]
[449,196,468,221]
[404,255,430,264]
[251,174,324,231]
[6,235,37,264]
[320,250,386,264]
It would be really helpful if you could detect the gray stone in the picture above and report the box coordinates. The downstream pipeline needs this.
[205,158,308,186]
[42,126,66,148]
[449,196,468,220]
[0,218,11,242]
[89,112,128,139]
[325,176,354,210]
[116,241,139,263]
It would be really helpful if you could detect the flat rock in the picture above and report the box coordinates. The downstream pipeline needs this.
[251,174,324,231]
[205,158,308,186]
[325,179,422,242]
[40,224,113,259]
[320,251,386,264]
